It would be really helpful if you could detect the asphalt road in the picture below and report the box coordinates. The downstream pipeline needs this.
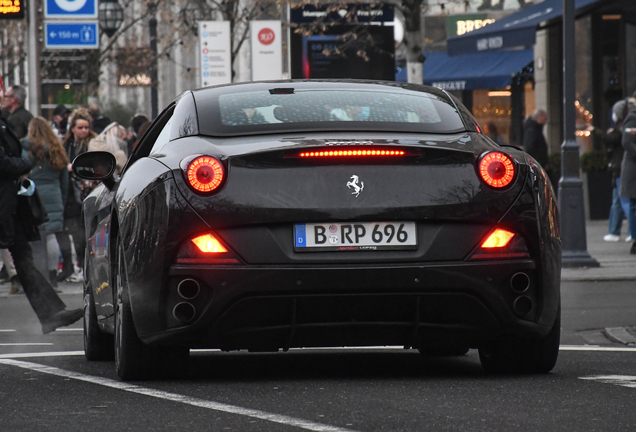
[1,280,636,432]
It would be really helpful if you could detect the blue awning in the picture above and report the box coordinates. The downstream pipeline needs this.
[395,49,533,91]
[447,0,603,56]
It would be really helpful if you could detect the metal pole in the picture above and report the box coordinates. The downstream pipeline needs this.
[27,0,41,115]
[558,0,598,267]
[149,4,158,119]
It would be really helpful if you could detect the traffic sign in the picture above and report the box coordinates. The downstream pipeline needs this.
[45,22,99,49]
[45,0,98,19]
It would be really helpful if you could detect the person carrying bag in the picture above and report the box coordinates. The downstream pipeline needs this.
[0,77,82,333]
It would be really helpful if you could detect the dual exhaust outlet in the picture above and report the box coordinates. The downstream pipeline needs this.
[510,272,533,317]
[173,279,200,323]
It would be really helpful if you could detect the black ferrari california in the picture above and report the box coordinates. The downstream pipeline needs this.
[73,80,561,380]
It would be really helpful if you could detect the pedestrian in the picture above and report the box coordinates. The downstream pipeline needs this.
[51,104,71,140]
[604,100,632,242]
[58,108,97,282]
[0,77,82,333]
[133,121,152,152]
[4,85,33,140]
[88,103,111,134]
[127,114,149,155]
[620,97,636,254]
[484,121,506,146]
[523,109,550,170]
[23,117,69,287]
[88,122,128,174]
[0,248,20,293]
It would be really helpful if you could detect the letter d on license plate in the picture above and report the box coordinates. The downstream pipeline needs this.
[294,222,417,252]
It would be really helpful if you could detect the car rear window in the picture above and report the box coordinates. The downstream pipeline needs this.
[196,86,467,136]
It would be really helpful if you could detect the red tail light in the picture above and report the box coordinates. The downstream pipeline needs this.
[468,228,530,260]
[176,233,241,265]
[191,234,228,253]
[478,152,515,188]
[481,229,515,248]
[299,149,406,158]
[285,147,419,159]
[186,156,224,193]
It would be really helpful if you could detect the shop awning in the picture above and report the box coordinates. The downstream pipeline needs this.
[447,0,603,56]
[395,49,533,91]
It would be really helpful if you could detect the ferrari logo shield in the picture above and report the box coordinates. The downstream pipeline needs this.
[346,175,364,197]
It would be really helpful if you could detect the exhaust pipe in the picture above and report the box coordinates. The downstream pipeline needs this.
[173,302,196,323]
[177,278,200,299]
[510,272,530,293]
[513,296,533,316]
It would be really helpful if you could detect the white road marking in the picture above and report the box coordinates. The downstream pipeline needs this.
[0,351,83,359]
[559,345,636,352]
[0,343,53,346]
[0,329,16,332]
[0,359,358,432]
[55,328,83,332]
[580,375,636,389]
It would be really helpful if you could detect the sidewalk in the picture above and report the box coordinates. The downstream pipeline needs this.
[561,219,636,282]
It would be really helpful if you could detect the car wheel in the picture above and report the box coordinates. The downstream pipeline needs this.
[84,278,114,361]
[114,240,189,380]
[478,305,561,374]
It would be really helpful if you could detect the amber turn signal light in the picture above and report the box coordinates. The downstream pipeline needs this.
[191,234,228,253]
[478,152,515,188]
[186,156,224,193]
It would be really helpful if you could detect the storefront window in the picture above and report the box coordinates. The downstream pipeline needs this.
[472,89,512,145]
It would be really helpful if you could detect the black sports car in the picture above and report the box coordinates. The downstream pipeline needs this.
[73,80,561,380]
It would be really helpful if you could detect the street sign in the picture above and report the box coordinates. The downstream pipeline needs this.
[45,0,98,19]
[45,22,99,50]
[198,21,232,87]
[0,0,25,19]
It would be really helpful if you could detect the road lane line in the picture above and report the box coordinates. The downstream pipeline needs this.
[0,343,53,346]
[0,351,83,359]
[559,345,636,352]
[580,375,636,389]
[0,329,16,332]
[0,359,358,432]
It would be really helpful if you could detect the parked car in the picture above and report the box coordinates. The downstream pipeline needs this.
[73,80,561,380]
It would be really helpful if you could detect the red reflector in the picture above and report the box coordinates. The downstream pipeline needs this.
[187,156,224,193]
[191,234,228,253]
[481,229,515,248]
[478,152,515,188]
[298,149,406,158]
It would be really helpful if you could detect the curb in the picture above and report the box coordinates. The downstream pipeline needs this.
[604,327,636,346]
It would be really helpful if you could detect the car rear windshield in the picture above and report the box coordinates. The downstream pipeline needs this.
[198,87,467,136]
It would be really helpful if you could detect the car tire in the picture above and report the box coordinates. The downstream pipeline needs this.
[84,278,114,361]
[114,240,189,380]
[478,305,561,374]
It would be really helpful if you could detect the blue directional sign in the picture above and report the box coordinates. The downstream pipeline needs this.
[45,22,99,50]
[45,0,98,19]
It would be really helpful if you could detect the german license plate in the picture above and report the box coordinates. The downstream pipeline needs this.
[294,222,417,251]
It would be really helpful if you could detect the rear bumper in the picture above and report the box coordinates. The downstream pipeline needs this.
[133,259,558,349]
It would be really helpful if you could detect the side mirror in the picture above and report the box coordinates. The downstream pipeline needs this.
[72,151,117,190]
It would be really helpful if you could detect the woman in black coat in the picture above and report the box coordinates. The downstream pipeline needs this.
[0,79,81,333]
[57,108,96,282]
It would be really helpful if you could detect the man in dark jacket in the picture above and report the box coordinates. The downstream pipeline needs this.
[523,109,550,169]
[620,97,636,254]
[4,85,33,140]
[0,77,82,333]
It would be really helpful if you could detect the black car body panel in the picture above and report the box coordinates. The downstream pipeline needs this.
[78,80,560,373]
